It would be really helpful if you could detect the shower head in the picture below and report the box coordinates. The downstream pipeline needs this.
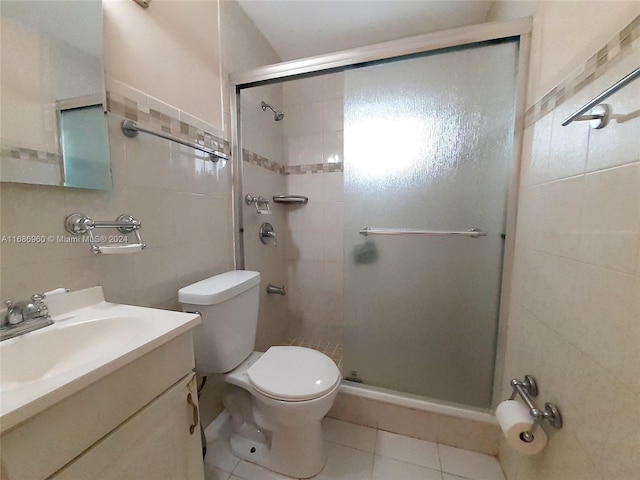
[261,101,285,121]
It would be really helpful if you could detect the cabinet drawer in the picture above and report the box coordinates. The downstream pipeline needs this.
[52,373,204,480]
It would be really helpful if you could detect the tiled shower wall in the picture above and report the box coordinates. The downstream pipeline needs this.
[239,83,288,352]
[494,6,640,480]
[282,73,345,346]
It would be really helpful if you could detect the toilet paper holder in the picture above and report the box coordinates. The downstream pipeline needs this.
[508,375,562,441]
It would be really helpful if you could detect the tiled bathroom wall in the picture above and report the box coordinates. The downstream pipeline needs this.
[0,0,274,428]
[1,2,232,308]
[490,3,640,479]
[239,81,289,351]
[282,73,346,347]
[218,0,291,353]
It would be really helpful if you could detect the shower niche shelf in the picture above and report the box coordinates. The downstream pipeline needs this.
[272,195,309,205]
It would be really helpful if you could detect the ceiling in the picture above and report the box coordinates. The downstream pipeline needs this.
[236,0,496,61]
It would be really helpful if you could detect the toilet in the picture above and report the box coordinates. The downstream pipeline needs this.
[179,270,341,479]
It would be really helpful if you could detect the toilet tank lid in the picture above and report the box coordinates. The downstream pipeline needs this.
[179,270,260,305]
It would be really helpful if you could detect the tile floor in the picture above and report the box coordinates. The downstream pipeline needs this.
[204,417,506,480]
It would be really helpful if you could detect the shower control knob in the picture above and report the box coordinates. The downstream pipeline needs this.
[259,223,277,247]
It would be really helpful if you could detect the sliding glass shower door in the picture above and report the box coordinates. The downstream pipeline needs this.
[343,39,518,408]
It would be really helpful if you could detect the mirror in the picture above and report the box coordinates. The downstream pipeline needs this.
[0,0,111,190]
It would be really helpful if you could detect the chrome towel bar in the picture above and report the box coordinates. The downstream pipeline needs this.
[561,66,640,128]
[65,213,146,254]
[359,228,487,238]
[121,120,229,162]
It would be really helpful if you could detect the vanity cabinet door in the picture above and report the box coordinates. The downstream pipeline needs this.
[52,373,204,480]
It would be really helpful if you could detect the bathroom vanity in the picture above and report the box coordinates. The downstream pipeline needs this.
[0,287,204,480]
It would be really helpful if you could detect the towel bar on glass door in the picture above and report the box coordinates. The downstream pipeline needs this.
[359,228,487,238]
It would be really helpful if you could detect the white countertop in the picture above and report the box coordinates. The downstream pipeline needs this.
[0,287,200,432]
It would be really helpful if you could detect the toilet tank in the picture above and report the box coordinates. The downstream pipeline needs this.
[179,271,260,374]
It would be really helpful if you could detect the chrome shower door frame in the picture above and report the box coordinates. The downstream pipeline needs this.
[230,18,532,409]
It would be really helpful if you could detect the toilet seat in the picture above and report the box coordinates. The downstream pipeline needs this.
[247,346,340,401]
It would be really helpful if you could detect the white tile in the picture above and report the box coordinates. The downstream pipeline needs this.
[442,474,473,480]
[438,445,505,480]
[205,464,232,480]
[587,53,640,172]
[147,94,179,119]
[548,86,593,180]
[323,418,377,452]
[373,455,442,480]
[205,439,241,473]
[232,460,294,480]
[299,102,324,135]
[323,98,344,132]
[323,130,343,165]
[314,441,375,480]
[323,72,344,100]
[299,133,324,165]
[375,431,440,471]
[578,163,640,274]
[105,76,148,106]
[298,75,325,103]
[599,383,640,479]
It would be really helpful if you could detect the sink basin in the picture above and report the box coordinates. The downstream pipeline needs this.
[1,316,151,390]
[0,287,200,432]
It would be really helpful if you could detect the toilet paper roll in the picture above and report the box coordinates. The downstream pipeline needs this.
[496,400,548,455]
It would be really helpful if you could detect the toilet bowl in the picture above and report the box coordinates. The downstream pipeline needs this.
[179,271,341,478]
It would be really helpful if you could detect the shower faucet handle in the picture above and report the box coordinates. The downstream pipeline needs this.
[259,223,277,247]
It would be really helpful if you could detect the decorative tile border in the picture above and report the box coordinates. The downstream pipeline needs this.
[107,83,341,176]
[0,144,62,165]
[241,149,343,175]
[242,149,285,174]
[525,15,640,126]
[106,91,232,158]
[284,162,344,175]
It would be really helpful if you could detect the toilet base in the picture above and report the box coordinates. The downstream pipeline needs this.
[220,351,340,478]
[228,419,327,479]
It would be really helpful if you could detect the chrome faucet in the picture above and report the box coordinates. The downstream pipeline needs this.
[1,294,54,341]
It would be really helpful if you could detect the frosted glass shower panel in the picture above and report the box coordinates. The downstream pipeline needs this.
[343,40,518,408]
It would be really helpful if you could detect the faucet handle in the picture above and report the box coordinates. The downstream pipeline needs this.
[259,223,277,247]
[5,300,24,325]
[31,293,45,302]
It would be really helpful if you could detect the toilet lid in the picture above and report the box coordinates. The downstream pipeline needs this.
[247,346,340,401]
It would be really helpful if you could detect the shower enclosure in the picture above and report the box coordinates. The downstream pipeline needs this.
[232,20,530,410]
